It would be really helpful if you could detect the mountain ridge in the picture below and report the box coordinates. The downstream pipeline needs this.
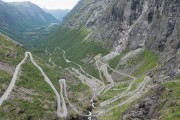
[39,0,180,119]
[44,8,70,21]
[8,1,58,25]
[62,0,180,79]
[0,0,58,45]
[0,0,180,119]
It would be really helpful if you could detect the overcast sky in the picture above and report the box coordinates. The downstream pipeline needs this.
[2,0,79,9]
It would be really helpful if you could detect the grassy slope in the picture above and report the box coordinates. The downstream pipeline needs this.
[0,34,25,66]
[0,70,11,96]
[0,34,61,119]
[0,34,25,96]
[32,26,163,120]
[157,77,180,120]
[0,60,57,119]
[34,27,108,79]
[109,54,123,69]
[98,49,158,119]
[34,27,159,119]
[33,55,62,91]
[116,49,158,77]
[42,27,108,62]
[131,50,158,76]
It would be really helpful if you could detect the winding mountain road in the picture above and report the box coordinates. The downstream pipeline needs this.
[60,49,152,116]
[0,52,67,118]
[28,52,67,117]
[62,49,105,95]
[0,50,153,118]
[100,76,150,107]
[99,64,115,94]
[0,52,28,105]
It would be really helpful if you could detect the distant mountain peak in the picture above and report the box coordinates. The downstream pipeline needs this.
[0,0,58,43]
[44,9,70,21]
[8,1,39,8]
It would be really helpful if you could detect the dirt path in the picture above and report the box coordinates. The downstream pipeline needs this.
[0,52,28,105]
[1,49,153,118]
[60,49,152,116]
[0,52,68,118]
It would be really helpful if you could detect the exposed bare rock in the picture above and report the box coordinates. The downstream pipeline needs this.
[8,86,39,102]
[5,51,19,59]
[0,62,15,75]
[64,0,180,77]
[121,86,165,120]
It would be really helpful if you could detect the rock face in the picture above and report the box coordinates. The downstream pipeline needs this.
[121,86,165,120]
[0,62,15,75]
[63,0,180,79]
[64,0,149,50]
[60,1,180,119]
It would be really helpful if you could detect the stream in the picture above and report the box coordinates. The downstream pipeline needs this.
[88,90,96,120]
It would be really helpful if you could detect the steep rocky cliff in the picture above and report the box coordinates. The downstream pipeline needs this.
[21,0,180,119]
[57,0,180,119]
[63,0,180,79]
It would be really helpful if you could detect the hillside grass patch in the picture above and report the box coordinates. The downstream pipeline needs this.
[158,77,180,120]
[131,50,158,76]
[109,54,123,69]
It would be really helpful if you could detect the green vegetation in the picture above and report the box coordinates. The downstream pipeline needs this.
[157,78,180,120]
[0,33,25,96]
[34,27,108,79]
[0,0,58,49]
[68,82,89,92]
[132,50,157,76]
[0,70,11,84]
[41,27,108,62]
[109,54,123,69]
[129,75,145,91]
[0,70,11,96]
[33,55,61,90]
[0,34,25,66]
[17,61,55,95]
[98,75,149,120]
[118,49,158,77]
[16,61,56,117]
[41,27,90,51]
[98,96,138,120]
[82,63,100,79]
[173,76,180,80]
[0,60,57,119]
[98,83,128,101]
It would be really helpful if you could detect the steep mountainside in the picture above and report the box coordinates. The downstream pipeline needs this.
[0,33,63,119]
[0,33,24,96]
[9,2,58,26]
[0,0,58,46]
[63,0,180,80]
[0,0,57,30]
[38,0,180,119]
[0,0,179,119]
[44,9,70,21]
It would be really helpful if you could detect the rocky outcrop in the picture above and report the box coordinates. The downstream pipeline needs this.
[64,0,180,79]
[145,0,180,80]
[0,62,15,75]
[61,1,180,119]
[64,0,148,51]
[121,86,165,120]
[8,87,39,102]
